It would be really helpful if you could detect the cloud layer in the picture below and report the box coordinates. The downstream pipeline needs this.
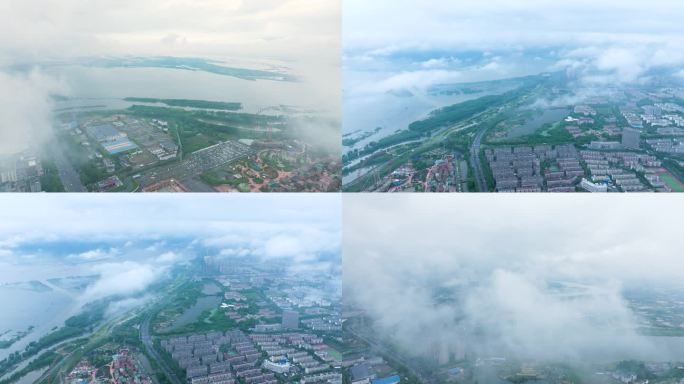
[344,0,684,94]
[344,194,684,363]
[1,0,340,66]
[0,0,341,154]
[0,194,340,306]
[0,70,66,154]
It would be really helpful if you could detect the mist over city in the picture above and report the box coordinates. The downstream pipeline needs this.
[0,0,341,193]
[342,1,684,193]
[0,194,343,384]
[343,195,684,383]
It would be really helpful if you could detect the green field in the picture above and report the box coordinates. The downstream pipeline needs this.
[326,346,343,361]
[661,172,684,192]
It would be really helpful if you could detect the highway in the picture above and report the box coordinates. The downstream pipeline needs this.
[469,123,489,192]
[35,312,142,384]
[51,145,86,192]
[141,314,184,384]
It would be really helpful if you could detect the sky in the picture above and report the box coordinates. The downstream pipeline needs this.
[0,0,340,67]
[0,193,341,302]
[0,0,341,155]
[344,194,684,363]
[344,0,684,97]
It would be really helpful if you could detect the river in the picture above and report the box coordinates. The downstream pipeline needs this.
[47,63,337,117]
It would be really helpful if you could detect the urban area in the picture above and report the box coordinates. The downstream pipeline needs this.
[0,99,340,193]
[342,286,684,384]
[343,73,684,192]
[0,256,343,384]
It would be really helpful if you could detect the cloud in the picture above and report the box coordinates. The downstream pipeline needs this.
[210,226,340,269]
[145,241,167,252]
[420,57,460,69]
[462,270,648,361]
[0,194,340,248]
[0,0,340,65]
[0,1,341,155]
[0,70,67,155]
[155,251,189,264]
[344,194,684,363]
[0,193,340,288]
[344,0,684,95]
[106,295,153,317]
[68,247,120,261]
[83,261,165,302]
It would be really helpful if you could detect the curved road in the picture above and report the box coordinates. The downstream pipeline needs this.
[36,313,135,383]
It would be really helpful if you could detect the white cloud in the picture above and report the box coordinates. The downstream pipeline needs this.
[155,251,188,264]
[69,247,120,261]
[83,261,165,301]
[0,0,340,66]
[344,194,684,362]
[0,70,68,155]
[0,194,339,247]
[344,0,684,90]
[420,57,460,69]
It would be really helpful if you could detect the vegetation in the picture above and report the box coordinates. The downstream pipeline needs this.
[0,297,115,379]
[0,327,33,349]
[64,300,108,330]
[0,349,56,384]
[39,159,66,192]
[489,121,574,146]
[342,151,393,176]
[344,82,539,166]
[57,133,108,188]
[154,339,188,381]
[124,98,242,111]
[342,130,423,164]
[616,360,656,381]
[342,127,382,147]
[409,93,508,133]
[126,105,282,154]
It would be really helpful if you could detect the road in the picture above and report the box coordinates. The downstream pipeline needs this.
[343,118,482,192]
[51,146,86,192]
[469,123,489,192]
[36,312,141,383]
[347,325,439,384]
[141,314,184,384]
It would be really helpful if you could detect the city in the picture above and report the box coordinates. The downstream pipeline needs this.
[0,0,340,193]
[0,194,342,384]
[342,1,684,193]
[342,194,684,384]
[342,75,684,192]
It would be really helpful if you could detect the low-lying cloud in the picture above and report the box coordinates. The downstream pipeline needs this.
[82,261,167,302]
[344,195,684,364]
[0,70,66,155]
[344,0,684,98]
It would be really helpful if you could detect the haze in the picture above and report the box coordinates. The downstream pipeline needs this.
[343,194,684,363]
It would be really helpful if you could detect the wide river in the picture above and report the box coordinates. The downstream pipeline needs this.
[46,64,337,117]
[0,262,94,361]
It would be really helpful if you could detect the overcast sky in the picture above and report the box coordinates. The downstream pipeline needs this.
[0,0,341,155]
[344,194,684,363]
[0,0,340,67]
[344,0,684,94]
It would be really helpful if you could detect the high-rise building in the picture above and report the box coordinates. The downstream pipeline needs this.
[622,128,640,149]
[282,310,299,329]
